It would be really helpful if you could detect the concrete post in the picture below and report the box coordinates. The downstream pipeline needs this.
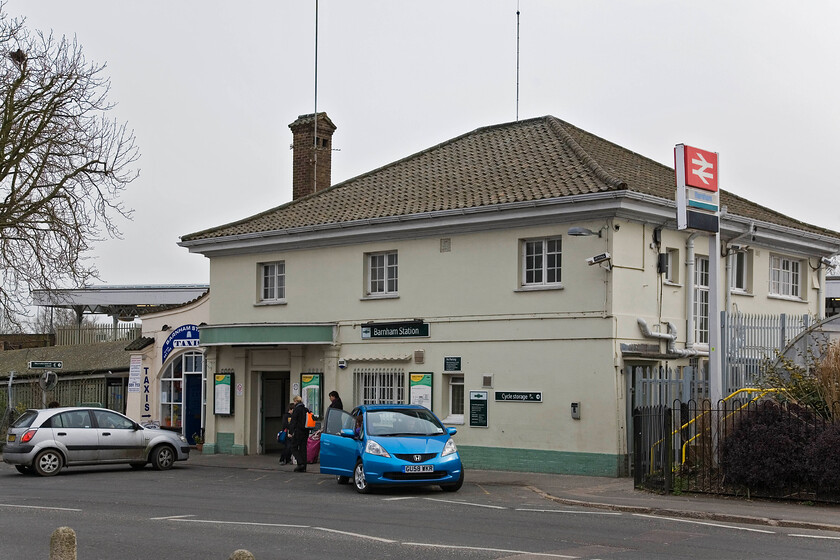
[49,527,76,560]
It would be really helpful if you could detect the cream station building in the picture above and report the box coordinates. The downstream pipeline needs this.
[177,114,840,475]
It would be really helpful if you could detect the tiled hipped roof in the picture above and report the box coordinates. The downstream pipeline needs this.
[181,116,837,241]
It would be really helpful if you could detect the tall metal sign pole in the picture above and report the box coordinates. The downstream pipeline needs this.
[675,144,722,405]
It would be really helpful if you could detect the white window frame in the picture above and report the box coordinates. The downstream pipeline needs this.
[729,250,751,293]
[160,350,204,430]
[447,375,465,423]
[664,248,680,284]
[366,251,398,297]
[694,256,710,345]
[521,236,562,287]
[769,254,802,299]
[259,261,285,303]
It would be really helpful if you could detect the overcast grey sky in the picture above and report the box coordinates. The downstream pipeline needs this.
[7,0,840,287]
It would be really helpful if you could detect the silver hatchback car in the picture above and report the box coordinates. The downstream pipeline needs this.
[3,407,190,476]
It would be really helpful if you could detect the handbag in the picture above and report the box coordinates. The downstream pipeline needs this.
[305,411,316,429]
[277,431,287,443]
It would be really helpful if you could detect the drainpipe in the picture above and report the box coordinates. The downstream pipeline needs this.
[637,318,706,358]
[685,233,699,350]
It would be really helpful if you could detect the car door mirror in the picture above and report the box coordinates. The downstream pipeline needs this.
[339,428,355,438]
[447,427,457,436]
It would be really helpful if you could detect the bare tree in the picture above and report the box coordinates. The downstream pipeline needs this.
[0,5,138,329]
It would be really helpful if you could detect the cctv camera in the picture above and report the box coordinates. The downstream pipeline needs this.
[821,257,833,267]
[586,252,611,266]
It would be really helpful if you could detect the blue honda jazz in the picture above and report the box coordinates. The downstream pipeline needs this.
[319,404,464,493]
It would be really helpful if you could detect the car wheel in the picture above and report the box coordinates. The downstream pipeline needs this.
[15,465,34,475]
[33,449,63,477]
[353,461,369,494]
[440,469,464,492]
[151,444,175,471]
[129,462,147,470]
[336,475,350,485]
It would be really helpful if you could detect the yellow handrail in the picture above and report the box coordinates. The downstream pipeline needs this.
[646,388,783,473]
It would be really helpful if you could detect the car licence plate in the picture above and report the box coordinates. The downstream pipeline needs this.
[404,464,433,473]
[7,434,15,442]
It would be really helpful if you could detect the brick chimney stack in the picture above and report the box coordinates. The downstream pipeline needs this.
[289,112,337,200]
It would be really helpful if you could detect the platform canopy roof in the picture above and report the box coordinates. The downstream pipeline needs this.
[31,285,209,320]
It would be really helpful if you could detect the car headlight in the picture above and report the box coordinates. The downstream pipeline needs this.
[178,435,188,444]
[442,438,458,457]
[364,439,391,458]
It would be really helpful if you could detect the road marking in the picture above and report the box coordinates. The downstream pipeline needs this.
[0,503,82,512]
[633,514,775,533]
[517,508,620,515]
[314,527,396,543]
[150,514,195,520]
[424,498,506,509]
[163,518,308,528]
[475,483,491,495]
[403,542,578,558]
[789,534,840,541]
[383,496,416,501]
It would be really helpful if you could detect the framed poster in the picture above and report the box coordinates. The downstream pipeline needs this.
[214,371,234,415]
[301,373,322,418]
[409,373,433,408]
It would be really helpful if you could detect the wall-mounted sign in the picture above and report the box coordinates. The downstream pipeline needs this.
[214,371,234,415]
[361,321,429,339]
[409,373,432,408]
[301,373,322,417]
[469,390,488,427]
[28,361,62,369]
[444,356,462,372]
[128,355,142,393]
[495,391,542,402]
[162,324,200,364]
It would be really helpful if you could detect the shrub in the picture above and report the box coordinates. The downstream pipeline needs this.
[720,401,814,491]
[805,422,840,492]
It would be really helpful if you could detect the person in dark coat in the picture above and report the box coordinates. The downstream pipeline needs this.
[288,395,310,472]
[278,402,294,465]
[328,390,343,411]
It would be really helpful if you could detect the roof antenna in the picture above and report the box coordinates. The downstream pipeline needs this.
[516,1,521,122]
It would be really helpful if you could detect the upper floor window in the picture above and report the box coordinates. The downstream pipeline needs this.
[729,250,751,293]
[367,251,398,296]
[522,237,562,287]
[769,255,801,298]
[664,248,680,284]
[260,261,285,302]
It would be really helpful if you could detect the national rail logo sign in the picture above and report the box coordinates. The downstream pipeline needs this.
[675,144,720,233]
[683,145,718,192]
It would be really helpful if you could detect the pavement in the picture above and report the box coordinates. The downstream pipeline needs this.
[188,451,840,534]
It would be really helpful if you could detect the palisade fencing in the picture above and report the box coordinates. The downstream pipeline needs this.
[54,324,141,346]
[0,377,107,415]
[630,364,707,409]
[722,312,810,394]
